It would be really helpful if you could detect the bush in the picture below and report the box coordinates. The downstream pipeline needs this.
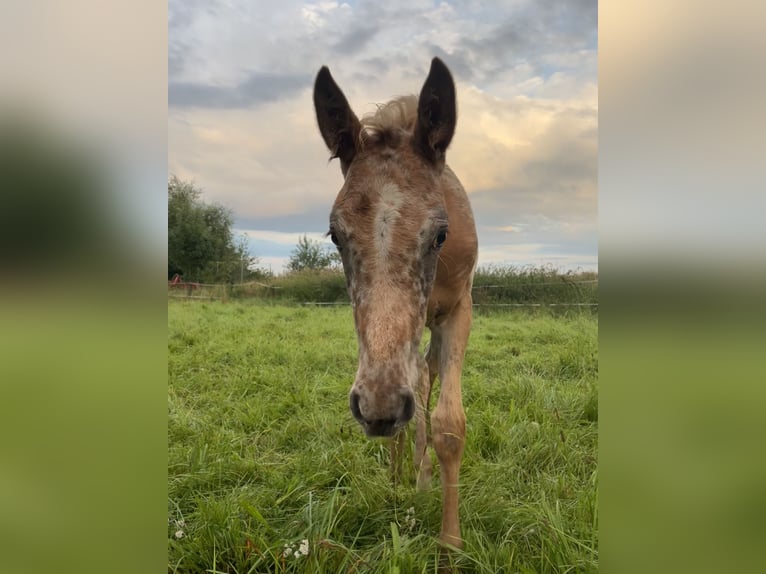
[472,264,598,306]
[241,270,348,303]
[202,265,598,308]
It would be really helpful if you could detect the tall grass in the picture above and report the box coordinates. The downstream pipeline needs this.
[471,265,598,307]
[174,266,598,307]
[168,301,598,573]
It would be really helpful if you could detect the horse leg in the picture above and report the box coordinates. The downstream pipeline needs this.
[415,341,438,490]
[430,294,472,550]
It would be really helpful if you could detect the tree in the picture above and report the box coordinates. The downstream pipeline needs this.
[167,175,256,283]
[287,234,340,272]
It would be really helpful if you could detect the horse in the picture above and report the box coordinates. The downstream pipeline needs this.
[313,57,478,550]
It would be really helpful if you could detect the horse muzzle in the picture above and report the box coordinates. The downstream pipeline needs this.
[349,385,415,437]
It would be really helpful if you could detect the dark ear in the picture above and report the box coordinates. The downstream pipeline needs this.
[313,66,361,175]
[413,57,457,168]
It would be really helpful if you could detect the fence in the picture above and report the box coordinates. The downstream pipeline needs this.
[470,278,598,308]
[169,273,598,310]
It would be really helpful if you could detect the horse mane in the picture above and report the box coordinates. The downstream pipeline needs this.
[359,95,418,148]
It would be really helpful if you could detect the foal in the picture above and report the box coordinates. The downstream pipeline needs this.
[313,58,477,549]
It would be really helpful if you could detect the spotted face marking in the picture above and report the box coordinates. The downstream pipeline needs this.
[373,182,402,263]
[316,59,478,439]
[328,145,452,437]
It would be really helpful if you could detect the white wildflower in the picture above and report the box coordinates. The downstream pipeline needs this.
[403,507,416,530]
[174,530,184,539]
[298,539,310,556]
[283,546,293,558]
[176,519,186,528]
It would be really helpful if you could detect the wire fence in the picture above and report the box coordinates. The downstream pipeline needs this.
[168,276,597,310]
[473,280,598,288]
[299,302,598,308]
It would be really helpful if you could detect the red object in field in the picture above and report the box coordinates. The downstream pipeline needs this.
[168,274,200,290]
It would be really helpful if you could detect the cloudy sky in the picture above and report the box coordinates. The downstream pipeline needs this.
[169,0,597,273]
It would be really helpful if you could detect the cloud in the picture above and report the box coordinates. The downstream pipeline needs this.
[169,72,310,109]
[168,91,344,225]
[238,229,330,246]
[168,0,226,81]
[449,85,597,232]
[453,0,597,77]
[476,244,597,271]
[331,25,380,53]
[168,0,598,269]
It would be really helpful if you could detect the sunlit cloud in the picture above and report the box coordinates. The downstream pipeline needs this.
[237,229,330,246]
[169,0,598,271]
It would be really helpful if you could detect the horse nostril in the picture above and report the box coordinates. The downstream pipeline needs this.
[350,388,415,436]
[349,391,363,421]
[401,392,415,423]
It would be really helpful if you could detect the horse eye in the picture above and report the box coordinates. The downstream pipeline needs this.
[433,229,448,249]
[330,231,339,246]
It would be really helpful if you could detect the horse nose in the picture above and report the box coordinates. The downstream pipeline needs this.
[349,390,363,421]
[349,388,415,438]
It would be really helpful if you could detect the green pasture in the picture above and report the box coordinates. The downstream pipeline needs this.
[168,301,598,573]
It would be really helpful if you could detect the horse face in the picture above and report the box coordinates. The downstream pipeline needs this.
[330,151,448,437]
[315,59,457,437]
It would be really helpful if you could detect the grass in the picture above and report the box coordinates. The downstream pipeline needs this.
[174,265,598,307]
[168,301,598,573]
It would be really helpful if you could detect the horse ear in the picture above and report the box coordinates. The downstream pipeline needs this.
[313,66,361,175]
[413,58,457,168]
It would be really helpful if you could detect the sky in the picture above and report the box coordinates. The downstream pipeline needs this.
[168,0,597,274]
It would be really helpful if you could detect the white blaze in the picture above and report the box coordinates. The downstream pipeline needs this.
[374,182,402,262]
